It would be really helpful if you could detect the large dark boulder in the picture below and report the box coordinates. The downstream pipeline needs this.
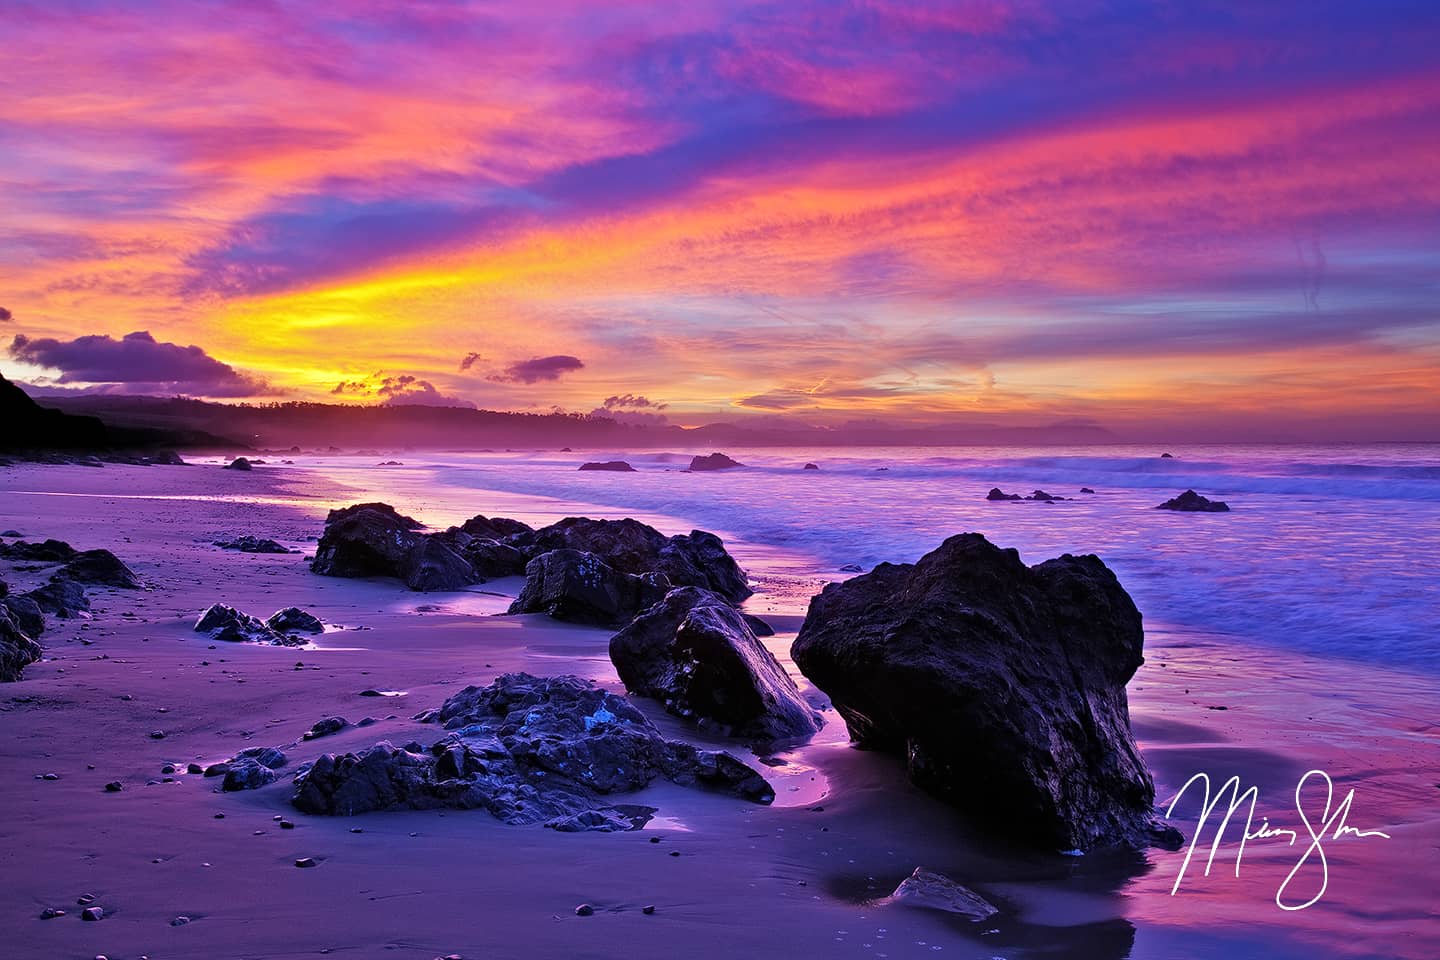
[328,502,422,528]
[291,673,773,826]
[223,457,253,471]
[0,538,78,562]
[610,587,821,742]
[688,452,743,471]
[507,550,669,626]
[23,580,89,618]
[1,595,44,639]
[55,549,141,588]
[1157,490,1230,512]
[459,514,532,539]
[0,604,42,682]
[433,529,529,579]
[513,517,751,603]
[311,503,476,591]
[266,607,324,634]
[791,533,1177,852]
[403,538,479,591]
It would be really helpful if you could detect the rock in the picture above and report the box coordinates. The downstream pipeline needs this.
[1160,452,1174,458]
[194,604,293,644]
[450,536,528,579]
[1080,487,1096,494]
[303,716,349,740]
[886,867,1000,921]
[1028,489,1066,502]
[1157,490,1230,512]
[742,613,775,637]
[458,514,532,539]
[1,596,43,639]
[609,587,822,742]
[170,915,191,926]
[222,758,279,791]
[224,457,253,471]
[214,536,291,554]
[311,503,477,591]
[294,857,318,868]
[688,452,743,471]
[187,763,204,774]
[0,538,77,562]
[236,745,288,769]
[578,461,636,472]
[986,487,1023,501]
[574,904,594,917]
[0,603,42,682]
[291,673,773,824]
[802,463,819,470]
[55,549,141,588]
[642,905,655,915]
[81,906,104,921]
[507,550,670,626]
[266,607,324,634]
[104,781,123,792]
[22,579,89,618]
[148,450,187,465]
[40,907,64,919]
[791,533,1177,852]
[203,763,230,777]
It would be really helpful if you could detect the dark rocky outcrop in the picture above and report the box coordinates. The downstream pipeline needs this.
[290,673,773,826]
[54,549,141,588]
[688,452,743,471]
[223,457,253,471]
[432,529,529,579]
[404,538,480,592]
[507,550,670,626]
[0,373,109,450]
[266,607,324,634]
[578,461,636,472]
[23,580,89,619]
[328,502,421,529]
[458,514,532,539]
[609,587,821,742]
[194,604,303,645]
[1160,453,1174,459]
[214,536,292,554]
[1157,490,1230,512]
[511,518,751,603]
[311,504,476,592]
[791,532,1179,852]
[222,757,279,791]
[802,463,819,470]
[0,603,43,682]
[987,488,1067,502]
[1,595,44,639]
[303,717,349,740]
[0,539,78,562]
[1080,487,1096,494]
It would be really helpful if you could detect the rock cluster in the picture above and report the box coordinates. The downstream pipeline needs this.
[986,488,1068,502]
[791,532,1180,852]
[290,673,773,829]
[609,587,821,741]
[193,604,321,645]
[1157,490,1230,512]
[214,536,292,554]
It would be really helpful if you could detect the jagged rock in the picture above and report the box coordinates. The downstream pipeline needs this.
[452,536,528,579]
[507,550,670,626]
[512,518,751,603]
[1028,489,1066,502]
[215,536,292,554]
[54,549,141,588]
[224,457,253,471]
[792,533,1179,852]
[578,461,636,472]
[235,746,287,769]
[222,758,278,791]
[291,673,773,825]
[194,604,298,645]
[1157,490,1230,512]
[1080,487,1096,494]
[403,537,479,591]
[688,452,743,471]
[885,868,1000,920]
[303,717,349,740]
[311,503,476,592]
[986,487,1023,501]
[0,538,77,562]
[610,587,821,741]
[266,607,324,634]
[1,595,44,638]
[0,604,43,682]
[23,580,89,618]
[327,502,421,528]
[459,514,532,539]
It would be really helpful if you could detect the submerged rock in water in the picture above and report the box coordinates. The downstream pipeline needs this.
[215,536,292,554]
[507,550,669,626]
[688,452,744,471]
[578,461,636,472]
[792,533,1179,852]
[291,672,773,826]
[1157,489,1230,512]
[885,868,999,921]
[609,587,821,742]
[54,549,141,588]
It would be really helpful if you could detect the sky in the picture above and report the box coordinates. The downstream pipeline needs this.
[1,0,1438,440]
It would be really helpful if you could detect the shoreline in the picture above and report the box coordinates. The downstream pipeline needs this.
[1,461,1436,959]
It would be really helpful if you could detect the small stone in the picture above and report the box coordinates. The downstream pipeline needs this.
[642,905,655,915]
[279,820,295,829]
[187,763,204,774]
[77,894,97,904]
[104,781,123,792]
[213,812,225,819]
[161,764,176,774]
[41,772,59,780]
[40,908,65,919]
[81,906,104,921]
[149,730,166,739]
[349,827,363,834]
[668,850,681,857]
[170,916,191,926]
[649,836,661,843]
[574,904,594,917]
[295,857,318,868]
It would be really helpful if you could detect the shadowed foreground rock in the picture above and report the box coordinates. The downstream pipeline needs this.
[791,532,1180,852]
[507,550,670,626]
[291,673,773,828]
[609,587,821,741]
[311,503,477,592]
[0,601,43,682]
[1157,489,1230,512]
[55,549,141,588]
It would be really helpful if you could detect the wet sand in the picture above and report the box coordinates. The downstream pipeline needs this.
[1,461,1435,960]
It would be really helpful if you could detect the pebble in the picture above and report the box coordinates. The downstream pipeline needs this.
[104,781,123,792]
[574,904,594,917]
[41,772,59,780]
[669,851,681,857]
[295,857,318,868]
[81,906,104,921]
[161,764,176,774]
[40,908,65,919]
[642,905,656,915]
[279,820,295,829]
[649,836,661,844]
[149,730,166,739]
[171,915,191,926]
[77,894,97,904]
[213,813,225,819]
[349,827,363,834]
[187,763,204,774]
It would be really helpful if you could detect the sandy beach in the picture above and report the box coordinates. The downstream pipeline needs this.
[2,460,1437,960]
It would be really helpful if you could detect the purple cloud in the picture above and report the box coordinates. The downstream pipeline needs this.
[459,351,485,372]
[601,393,666,410]
[8,330,268,396]
[0,307,12,322]
[488,355,584,384]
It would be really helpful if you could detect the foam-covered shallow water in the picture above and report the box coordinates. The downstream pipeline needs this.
[308,444,1439,671]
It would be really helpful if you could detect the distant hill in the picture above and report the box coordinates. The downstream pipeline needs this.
[31,391,1120,450]
[1,375,229,452]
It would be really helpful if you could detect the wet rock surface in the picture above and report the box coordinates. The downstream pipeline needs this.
[688,452,744,471]
[884,867,1000,921]
[266,607,325,634]
[290,672,773,827]
[0,601,43,682]
[194,604,307,645]
[311,503,477,592]
[792,532,1178,852]
[1157,489,1230,512]
[610,587,821,742]
[506,550,670,626]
